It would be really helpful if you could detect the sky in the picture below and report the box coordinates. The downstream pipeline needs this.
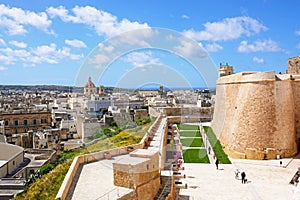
[0,0,299,89]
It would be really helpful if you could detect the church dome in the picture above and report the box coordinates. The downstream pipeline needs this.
[85,77,96,88]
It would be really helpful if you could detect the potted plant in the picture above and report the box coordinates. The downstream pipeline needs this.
[127,146,135,153]
[147,133,154,141]
[145,138,151,147]
[104,151,112,159]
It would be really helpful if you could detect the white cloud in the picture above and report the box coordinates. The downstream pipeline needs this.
[47,5,150,38]
[9,40,27,48]
[88,54,110,67]
[0,47,30,64]
[205,43,223,52]
[65,39,87,48]
[0,4,52,35]
[0,43,83,66]
[0,39,6,46]
[295,30,300,36]
[182,14,190,19]
[98,43,114,53]
[253,56,264,64]
[124,51,162,68]
[31,43,83,64]
[183,16,267,41]
[174,39,208,58]
[237,39,285,53]
[0,66,7,71]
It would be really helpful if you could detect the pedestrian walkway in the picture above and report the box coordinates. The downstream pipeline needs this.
[69,154,133,200]
[179,158,296,200]
[178,122,298,199]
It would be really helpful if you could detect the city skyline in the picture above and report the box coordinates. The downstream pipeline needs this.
[0,0,299,88]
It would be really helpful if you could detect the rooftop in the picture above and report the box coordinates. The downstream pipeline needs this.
[0,143,23,160]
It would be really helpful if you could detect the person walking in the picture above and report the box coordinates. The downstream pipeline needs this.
[215,158,219,170]
[241,171,246,184]
[294,173,299,187]
[208,146,211,155]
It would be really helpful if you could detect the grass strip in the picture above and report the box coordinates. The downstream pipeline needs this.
[203,126,231,164]
[183,149,210,163]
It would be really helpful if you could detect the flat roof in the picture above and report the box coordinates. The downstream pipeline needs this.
[129,148,158,158]
[0,143,23,160]
[113,155,149,165]
[0,160,7,168]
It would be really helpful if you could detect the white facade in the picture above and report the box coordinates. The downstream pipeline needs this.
[60,119,77,133]
[85,95,112,112]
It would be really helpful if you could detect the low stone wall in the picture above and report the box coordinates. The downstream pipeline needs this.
[225,146,283,160]
[55,142,145,200]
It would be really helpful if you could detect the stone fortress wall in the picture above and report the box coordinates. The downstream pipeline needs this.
[212,56,300,159]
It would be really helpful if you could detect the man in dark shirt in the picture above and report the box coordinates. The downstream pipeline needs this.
[241,172,246,184]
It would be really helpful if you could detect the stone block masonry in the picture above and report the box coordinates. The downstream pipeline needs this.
[212,71,298,159]
[113,149,160,199]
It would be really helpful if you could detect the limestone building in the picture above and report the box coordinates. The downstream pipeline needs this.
[212,57,300,159]
[0,111,51,135]
[83,77,113,111]
[0,143,24,178]
[218,63,234,77]
[287,55,300,74]
[84,77,97,99]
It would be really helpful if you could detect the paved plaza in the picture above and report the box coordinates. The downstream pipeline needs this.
[178,153,300,200]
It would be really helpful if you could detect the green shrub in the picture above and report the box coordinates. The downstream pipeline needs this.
[40,163,54,175]
[136,117,151,126]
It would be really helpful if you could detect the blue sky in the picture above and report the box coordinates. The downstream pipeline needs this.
[0,0,299,89]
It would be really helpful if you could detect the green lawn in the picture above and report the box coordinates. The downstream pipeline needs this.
[183,149,210,163]
[203,126,231,164]
[177,124,199,130]
[181,138,204,147]
[179,131,201,137]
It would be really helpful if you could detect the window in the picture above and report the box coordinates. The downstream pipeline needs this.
[13,161,15,165]
[14,120,18,126]
[24,119,28,125]
[33,119,37,125]
[5,120,8,126]
[41,118,47,124]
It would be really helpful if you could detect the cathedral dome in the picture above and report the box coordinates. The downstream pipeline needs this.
[85,77,96,88]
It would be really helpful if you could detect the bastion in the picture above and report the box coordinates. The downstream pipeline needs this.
[212,69,300,159]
